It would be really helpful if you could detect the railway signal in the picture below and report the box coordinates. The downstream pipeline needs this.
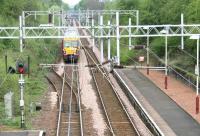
[5,55,30,75]
[16,60,29,75]
[17,62,25,74]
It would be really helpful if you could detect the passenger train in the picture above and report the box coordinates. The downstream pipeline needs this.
[62,28,80,63]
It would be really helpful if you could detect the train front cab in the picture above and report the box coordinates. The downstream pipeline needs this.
[62,38,79,63]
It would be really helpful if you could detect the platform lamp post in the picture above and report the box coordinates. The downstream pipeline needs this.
[143,26,150,75]
[160,27,169,89]
[100,15,104,64]
[92,12,95,52]
[190,35,200,114]
[116,12,120,65]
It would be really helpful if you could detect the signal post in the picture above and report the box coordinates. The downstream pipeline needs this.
[19,15,25,128]
[19,74,25,128]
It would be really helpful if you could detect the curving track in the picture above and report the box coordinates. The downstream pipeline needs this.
[47,65,83,136]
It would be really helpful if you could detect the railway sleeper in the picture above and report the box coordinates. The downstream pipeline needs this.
[61,104,79,113]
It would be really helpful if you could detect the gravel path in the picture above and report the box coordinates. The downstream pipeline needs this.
[78,49,107,136]
[31,83,58,136]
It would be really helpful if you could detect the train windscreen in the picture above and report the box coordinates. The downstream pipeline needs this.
[64,41,78,47]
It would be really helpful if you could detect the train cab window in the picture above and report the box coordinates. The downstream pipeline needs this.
[64,42,71,47]
[64,41,79,47]
[72,41,78,47]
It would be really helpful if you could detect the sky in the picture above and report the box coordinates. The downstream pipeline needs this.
[62,0,81,7]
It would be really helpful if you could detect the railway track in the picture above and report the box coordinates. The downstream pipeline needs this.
[46,21,139,135]
[80,37,140,135]
[46,64,83,136]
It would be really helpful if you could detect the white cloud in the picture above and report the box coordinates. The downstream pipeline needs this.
[62,0,81,7]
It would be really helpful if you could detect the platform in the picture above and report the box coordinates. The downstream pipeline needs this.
[114,69,200,136]
[0,130,45,136]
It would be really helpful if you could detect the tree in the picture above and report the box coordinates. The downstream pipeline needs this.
[186,0,200,23]
[75,0,104,10]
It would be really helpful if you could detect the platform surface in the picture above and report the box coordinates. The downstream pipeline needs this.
[0,130,43,136]
[115,69,200,136]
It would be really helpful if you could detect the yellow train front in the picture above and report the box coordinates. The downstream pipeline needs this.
[62,29,80,63]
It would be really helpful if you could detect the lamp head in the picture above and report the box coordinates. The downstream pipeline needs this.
[190,35,200,40]
[160,29,167,34]
[143,26,149,30]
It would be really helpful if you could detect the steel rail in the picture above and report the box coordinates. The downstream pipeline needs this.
[87,49,141,135]
[54,64,82,136]
[90,68,115,135]
[79,40,109,80]
[79,28,115,135]
[80,27,141,135]
[93,58,141,135]
[64,68,79,109]
[82,40,140,135]
[67,65,74,136]
[65,21,83,136]
[64,59,82,136]
[113,69,164,136]
[105,72,141,136]
[53,62,79,105]
[75,66,84,136]
[85,47,140,135]
[56,71,66,136]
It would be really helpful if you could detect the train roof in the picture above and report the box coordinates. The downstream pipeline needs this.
[64,28,80,41]
[64,28,79,37]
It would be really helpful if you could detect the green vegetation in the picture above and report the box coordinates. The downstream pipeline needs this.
[104,0,199,81]
[0,0,68,129]
[75,0,199,84]
[106,0,199,65]
[75,0,104,10]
